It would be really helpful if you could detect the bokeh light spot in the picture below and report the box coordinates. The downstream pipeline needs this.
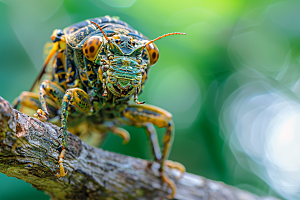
[147,66,201,129]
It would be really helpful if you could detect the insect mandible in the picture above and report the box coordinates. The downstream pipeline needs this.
[13,15,185,198]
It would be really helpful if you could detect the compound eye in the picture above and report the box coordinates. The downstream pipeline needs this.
[145,43,159,66]
[83,36,103,61]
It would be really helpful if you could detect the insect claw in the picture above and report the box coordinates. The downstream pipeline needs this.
[164,160,186,180]
[161,172,176,199]
[134,99,146,104]
[56,168,68,178]
[56,148,68,178]
[34,109,49,122]
[134,93,145,104]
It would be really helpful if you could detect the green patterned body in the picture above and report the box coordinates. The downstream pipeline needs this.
[13,16,185,196]
[22,16,152,128]
[53,16,151,121]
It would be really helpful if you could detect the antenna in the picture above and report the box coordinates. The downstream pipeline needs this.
[90,21,110,43]
[144,32,185,46]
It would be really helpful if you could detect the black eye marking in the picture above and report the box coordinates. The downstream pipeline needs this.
[90,46,95,53]
[152,52,156,59]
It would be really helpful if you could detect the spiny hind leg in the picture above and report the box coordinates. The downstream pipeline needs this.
[143,123,185,178]
[37,80,65,121]
[57,88,92,177]
[146,121,185,198]
[161,121,185,176]
[123,104,185,199]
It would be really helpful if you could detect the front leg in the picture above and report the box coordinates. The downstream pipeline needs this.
[123,104,185,199]
[57,88,92,177]
[36,80,65,121]
[13,91,59,116]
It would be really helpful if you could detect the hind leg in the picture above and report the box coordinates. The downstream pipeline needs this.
[123,104,185,199]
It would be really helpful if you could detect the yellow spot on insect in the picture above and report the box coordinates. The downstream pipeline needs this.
[98,67,103,82]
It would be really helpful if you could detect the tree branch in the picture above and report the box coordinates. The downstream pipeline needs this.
[0,96,278,200]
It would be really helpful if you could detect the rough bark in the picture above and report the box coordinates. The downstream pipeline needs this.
[0,96,279,200]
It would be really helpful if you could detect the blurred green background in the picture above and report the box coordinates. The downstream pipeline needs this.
[2,0,300,199]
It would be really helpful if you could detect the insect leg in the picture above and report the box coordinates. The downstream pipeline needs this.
[144,123,162,161]
[57,88,92,177]
[13,91,58,116]
[123,104,185,199]
[36,80,65,121]
[106,122,130,144]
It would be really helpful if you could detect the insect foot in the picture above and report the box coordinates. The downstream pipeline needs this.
[160,160,186,199]
[164,160,186,180]
[34,109,49,122]
[55,147,68,177]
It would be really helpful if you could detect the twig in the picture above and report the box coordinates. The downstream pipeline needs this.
[0,96,279,200]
